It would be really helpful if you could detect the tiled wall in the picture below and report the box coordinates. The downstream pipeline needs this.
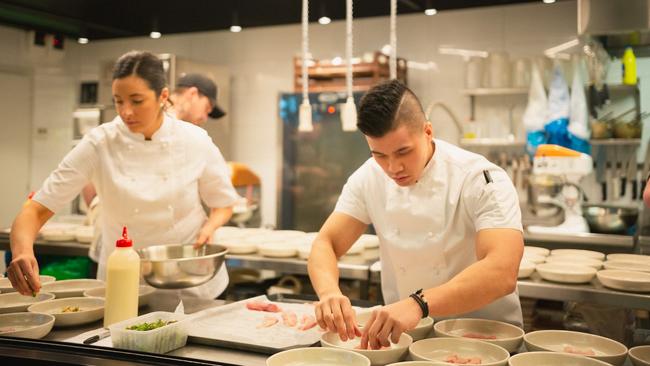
[1,1,581,228]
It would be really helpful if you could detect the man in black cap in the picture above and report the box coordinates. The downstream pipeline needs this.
[170,73,226,126]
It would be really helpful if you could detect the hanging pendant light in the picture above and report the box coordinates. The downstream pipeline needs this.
[389,0,397,80]
[341,0,357,132]
[298,0,313,132]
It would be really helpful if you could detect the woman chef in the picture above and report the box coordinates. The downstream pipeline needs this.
[308,80,524,349]
[8,51,239,299]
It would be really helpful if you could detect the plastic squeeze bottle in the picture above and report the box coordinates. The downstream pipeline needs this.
[104,226,140,327]
[622,47,637,85]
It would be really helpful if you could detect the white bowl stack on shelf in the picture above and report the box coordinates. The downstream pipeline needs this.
[256,230,307,258]
[39,222,80,242]
[213,226,271,254]
[75,225,95,244]
[545,256,603,270]
[519,246,549,279]
[596,253,650,292]
[549,249,606,261]
[533,249,605,284]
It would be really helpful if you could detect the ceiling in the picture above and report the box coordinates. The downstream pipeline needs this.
[0,0,553,41]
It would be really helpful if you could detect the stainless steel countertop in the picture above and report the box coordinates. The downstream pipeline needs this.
[44,291,268,366]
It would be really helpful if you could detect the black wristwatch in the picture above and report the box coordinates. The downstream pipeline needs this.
[409,288,429,318]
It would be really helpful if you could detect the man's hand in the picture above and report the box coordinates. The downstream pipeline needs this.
[7,253,41,296]
[193,224,214,249]
[360,297,422,349]
[315,292,362,341]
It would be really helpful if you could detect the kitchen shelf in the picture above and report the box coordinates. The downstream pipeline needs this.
[589,138,641,146]
[462,87,528,96]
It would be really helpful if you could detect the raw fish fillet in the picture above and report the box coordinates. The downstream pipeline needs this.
[281,311,298,327]
[256,316,279,329]
[463,332,497,340]
[564,345,596,356]
[444,354,482,364]
[299,314,317,331]
[246,300,282,313]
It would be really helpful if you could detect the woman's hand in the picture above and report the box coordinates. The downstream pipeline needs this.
[193,224,214,249]
[7,253,41,296]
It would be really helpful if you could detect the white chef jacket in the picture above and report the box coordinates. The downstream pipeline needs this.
[335,139,523,327]
[33,114,240,299]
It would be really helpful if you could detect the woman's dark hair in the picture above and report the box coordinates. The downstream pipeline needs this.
[357,80,425,137]
[112,51,167,96]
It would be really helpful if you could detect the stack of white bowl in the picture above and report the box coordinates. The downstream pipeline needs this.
[598,253,650,292]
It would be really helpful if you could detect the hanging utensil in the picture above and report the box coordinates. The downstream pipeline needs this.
[594,145,607,201]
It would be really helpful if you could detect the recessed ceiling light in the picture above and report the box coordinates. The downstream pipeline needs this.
[318,16,331,25]
[543,0,556,3]
[149,31,161,39]
[78,37,89,44]
[230,25,242,33]
[424,8,437,16]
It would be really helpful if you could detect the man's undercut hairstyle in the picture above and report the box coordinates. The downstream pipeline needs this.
[357,80,426,137]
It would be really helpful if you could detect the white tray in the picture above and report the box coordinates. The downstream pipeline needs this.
[187,295,324,354]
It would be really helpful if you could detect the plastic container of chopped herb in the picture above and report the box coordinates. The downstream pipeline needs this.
[109,311,188,354]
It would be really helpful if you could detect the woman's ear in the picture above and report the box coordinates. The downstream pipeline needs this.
[159,87,170,104]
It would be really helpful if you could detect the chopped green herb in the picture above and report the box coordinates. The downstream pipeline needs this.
[126,319,177,331]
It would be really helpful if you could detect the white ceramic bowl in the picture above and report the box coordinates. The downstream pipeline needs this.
[28,296,104,327]
[0,292,55,314]
[536,263,596,284]
[550,249,605,260]
[606,253,650,265]
[523,246,550,257]
[0,275,56,293]
[524,330,628,366]
[518,261,535,279]
[433,318,524,353]
[409,337,509,366]
[603,261,650,273]
[597,270,650,292]
[216,240,258,254]
[266,347,371,366]
[83,285,156,307]
[297,245,312,260]
[545,256,603,269]
[0,312,55,339]
[629,345,650,366]
[321,331,413,366]
[522,254,546,264]
[355,311,434,342]
[508,351,612,366]
[41,279,104,298]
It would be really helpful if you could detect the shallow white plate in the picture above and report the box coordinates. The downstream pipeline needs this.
[433,318,524,353]
[83,285,156,307]
[28,296,104,327]
[75,226,94,243]
[604,261,650,273]
[509,351,612,366]
[536,263,596,284]
[0,312,54,339]
[523,246,550,257]
[629,345,650,366]
[0,292,55,314]
[0,275,56,293]
[409,337,509,366]
[321,331,412,366]
[41,279,104,298]
[266,347,371,366]
[545,256,603,269]
[606,253,650,265]
[518,261,535,279]
[357,234,379,249]
[550,249,605,260]
[524,330,628,365]
[597,270,650,292]
[522,254,545,264]
[257,242,298,258]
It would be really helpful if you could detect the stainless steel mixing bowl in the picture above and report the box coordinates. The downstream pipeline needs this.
[583,204,639,234]
[138,244,228,289]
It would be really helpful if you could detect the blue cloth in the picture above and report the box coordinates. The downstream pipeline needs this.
[544,118,571,148]
[526,130,547,157]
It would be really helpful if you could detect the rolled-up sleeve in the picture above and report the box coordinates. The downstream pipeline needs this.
[33,138,97,213]
[464,167,522,232]
[334,168,371,225]
[198,140,240,208]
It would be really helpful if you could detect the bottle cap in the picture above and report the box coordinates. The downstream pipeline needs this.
[116,226,133,248]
